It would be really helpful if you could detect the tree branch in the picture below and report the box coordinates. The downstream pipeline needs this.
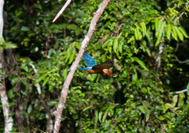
[174,55,189,64]
[169,89,187,94]
[29,62,41,94]
[52,0,72,22]
[53,0,111,132]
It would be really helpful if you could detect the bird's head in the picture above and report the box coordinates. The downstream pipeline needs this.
[103,69,114,76]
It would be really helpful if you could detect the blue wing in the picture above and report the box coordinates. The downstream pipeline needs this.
[83,53,97,67]
[77,67,92,70]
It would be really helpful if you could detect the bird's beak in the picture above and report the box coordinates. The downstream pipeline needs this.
[108,71,114,76]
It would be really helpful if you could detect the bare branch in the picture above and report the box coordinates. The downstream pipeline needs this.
[174,55,189,64]
[169,89,187,94]
[53,0,111,132]
[52,0,72,22]
[156,44,163,69]
[29,62,41,94]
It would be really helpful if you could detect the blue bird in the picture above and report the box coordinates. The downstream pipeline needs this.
[77,53,114,76]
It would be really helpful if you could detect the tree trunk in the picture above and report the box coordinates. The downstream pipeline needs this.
[0,0,14,132]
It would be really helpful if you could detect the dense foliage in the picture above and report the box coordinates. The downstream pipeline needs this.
[1,0,189,132]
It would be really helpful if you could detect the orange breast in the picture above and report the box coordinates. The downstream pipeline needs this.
[86,69,102,74]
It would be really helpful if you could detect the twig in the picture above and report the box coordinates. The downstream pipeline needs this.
[29,62,53,132]
[52,0,72,22]
[29,62,41,94]
[169,89,187,94]
[174,55,189,64]
[53,0,111,132]
[156,44,163,69]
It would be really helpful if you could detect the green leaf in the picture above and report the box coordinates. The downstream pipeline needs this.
[155,21,166,46]
[0,38,17,49]
[132,57,149,71]
[27,104,33,114]
[166,23,171,40]
[154,18,159,31]
[21,26,29,31]
[63,68,68,79]
[82,106,92,112]
[102,110,108,123]
[118,38,123,53]
[140,22,146,33]
[155,17,164,37]
[98,111,103,123]
[68,52,75,64]
[11,77,19,85]
[127,36,135,43]
[132,66,138,82]
[172,26,178,40]
[113,37,118,54]
[90,74,97,82]
[20,64,29,72]
[134,26,142,40]
[146,111,150,122]
[138,105,146,114]
[42,77,49,87]
[95,110,98,128]
[145,28,153,45]
[36,73,48,83]
[186,83,189,95]
[178,27,188,38]
[178,93,185,107]
[0,37,5,46]
[163,103,172,113]
[174,26,184,41]
[172,95,178,107]
[155,37,160,46]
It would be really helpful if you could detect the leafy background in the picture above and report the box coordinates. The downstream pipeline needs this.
[1,0,189,132]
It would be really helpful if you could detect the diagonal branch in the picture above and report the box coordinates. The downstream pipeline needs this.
[53,0,111,132]
[174,55,189,64]
[52,0,72,22]
[169,89,187,94]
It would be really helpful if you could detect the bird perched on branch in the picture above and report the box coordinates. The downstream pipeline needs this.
[77,53,114,76]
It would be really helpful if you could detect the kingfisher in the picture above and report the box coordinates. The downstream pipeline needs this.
[77,53,114,76]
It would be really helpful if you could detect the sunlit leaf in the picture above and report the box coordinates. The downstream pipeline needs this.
[178,27,188,38]
[178,93,185,107]
[172,26,178,40]
[102,110,108,123]
[63,68,68,79]
[155,21,165,46]
[95,110,98,128]
[68,52,75,64]
[155,17,164,37]
[99,111,103,123]
[138,105,146,114]
[163,103,172,113]
[174,26,184,41]
[113,37,118,54]
[42,77,49,87]
[36,73,48,83]
[134,26,142,40]
[166,23,171,40]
